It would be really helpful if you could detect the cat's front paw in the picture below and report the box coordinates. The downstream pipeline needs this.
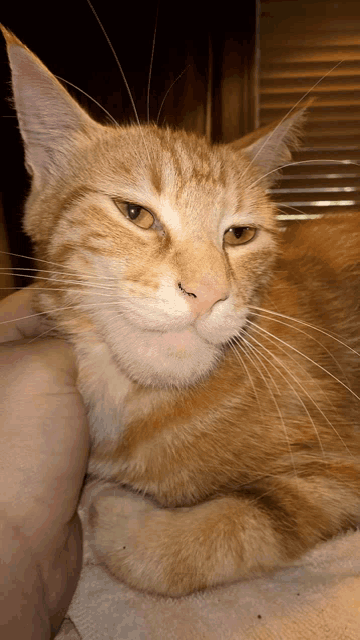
[89,490,209,596]
[89,489,170,594]
[89,492,286,597]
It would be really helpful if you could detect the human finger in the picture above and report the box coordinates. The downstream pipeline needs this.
[0,286,47,343]
[0,337,89,534]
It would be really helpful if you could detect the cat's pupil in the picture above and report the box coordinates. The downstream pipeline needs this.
[233,227,246,238]
[127,204,141,220]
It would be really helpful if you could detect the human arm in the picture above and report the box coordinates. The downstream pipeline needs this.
[0,289,89,638]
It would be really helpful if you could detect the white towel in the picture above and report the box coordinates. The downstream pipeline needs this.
[61,528,360,639]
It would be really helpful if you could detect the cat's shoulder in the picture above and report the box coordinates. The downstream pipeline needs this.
[281,213,359,270]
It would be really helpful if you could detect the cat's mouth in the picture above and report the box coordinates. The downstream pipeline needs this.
[159,326,208,357]
[89,294,247,387]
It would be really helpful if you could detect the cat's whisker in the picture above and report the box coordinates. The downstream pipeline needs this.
[238,330,327,457]
[235,328,281,396]
[23,325,58,344]
[249,158,360,190]
[234,329,283,401]
[248,305,360,359]
[55,75,118,126]
[0,264,122,283]
[147,4,159,124]
[277,205,309,217]
[236,479,300,512]
[248,310,352,386]
[232,332,288,433]
[85,0,152,165]
[0,286,118,298]
[85,0,139,127]
[241,60,344,181]
[239,357,333,481]
[249,334,325,458]
[0,272,117,291]
[246,322,348,433]
[0,300,127,327]
[249,321,360,455]
[0,307,65,327]
[0,249,91,274]
[156,66,190,127]
[228,342,264,421]
[243,329,353,458]
[231,333,301,484]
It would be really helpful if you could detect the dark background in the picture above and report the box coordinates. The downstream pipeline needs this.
[1,0,257,287]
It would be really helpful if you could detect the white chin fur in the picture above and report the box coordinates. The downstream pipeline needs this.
[108,324,222,388]
[90,301,245,388]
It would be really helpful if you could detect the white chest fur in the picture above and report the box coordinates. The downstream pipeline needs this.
[74,337,133,445]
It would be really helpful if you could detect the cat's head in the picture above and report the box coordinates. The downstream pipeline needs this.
[2,26,305,388]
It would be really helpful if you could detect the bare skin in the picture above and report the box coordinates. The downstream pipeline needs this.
[0,288,89,638]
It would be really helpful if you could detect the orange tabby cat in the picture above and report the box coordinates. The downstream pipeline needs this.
[2,26,360,597]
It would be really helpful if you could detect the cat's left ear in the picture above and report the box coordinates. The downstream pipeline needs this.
[229,107,307,185]
[1,25,100,188]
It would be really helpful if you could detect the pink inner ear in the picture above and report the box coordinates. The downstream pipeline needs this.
[5,39,97,184]
[230,108,307,182]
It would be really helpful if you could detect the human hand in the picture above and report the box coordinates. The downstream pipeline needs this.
[0,288,89,638]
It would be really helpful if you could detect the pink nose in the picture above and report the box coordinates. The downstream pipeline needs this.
[178,279,230,316]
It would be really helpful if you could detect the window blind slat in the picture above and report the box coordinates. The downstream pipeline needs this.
[262,63,360,78]
[261,80,360,94]
[272,190,360,203]
[260,106,360,123]
[274,177,360,189]
[281,164,360,177]
[277,205,358,218]
[260,0,360,220]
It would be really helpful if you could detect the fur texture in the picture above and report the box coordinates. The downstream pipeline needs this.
[2,25,360,597]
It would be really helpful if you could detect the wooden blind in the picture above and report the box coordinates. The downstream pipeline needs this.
[260,0,360,220]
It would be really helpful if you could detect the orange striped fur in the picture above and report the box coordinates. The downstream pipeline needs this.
[2,25,360,596]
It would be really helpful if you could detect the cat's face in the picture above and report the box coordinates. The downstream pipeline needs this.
[34,125,279,387]
[2,27,303,388]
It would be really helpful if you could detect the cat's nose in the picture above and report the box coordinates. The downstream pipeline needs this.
[178,279,230,316]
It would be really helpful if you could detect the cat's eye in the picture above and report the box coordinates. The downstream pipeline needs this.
[223,226,257,246]
[114,200,155,230]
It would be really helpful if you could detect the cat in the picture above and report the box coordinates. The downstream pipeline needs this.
[1,24,360,598]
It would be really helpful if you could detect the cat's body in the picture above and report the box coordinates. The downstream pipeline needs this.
[2,26,360,596]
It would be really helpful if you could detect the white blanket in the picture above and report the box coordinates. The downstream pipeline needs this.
[58,528,360,639]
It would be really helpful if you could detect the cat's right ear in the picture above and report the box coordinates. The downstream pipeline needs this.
[1,26,100,188]
[229,107,308,186]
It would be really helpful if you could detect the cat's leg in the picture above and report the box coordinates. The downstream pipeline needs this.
[89,478,360,596]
